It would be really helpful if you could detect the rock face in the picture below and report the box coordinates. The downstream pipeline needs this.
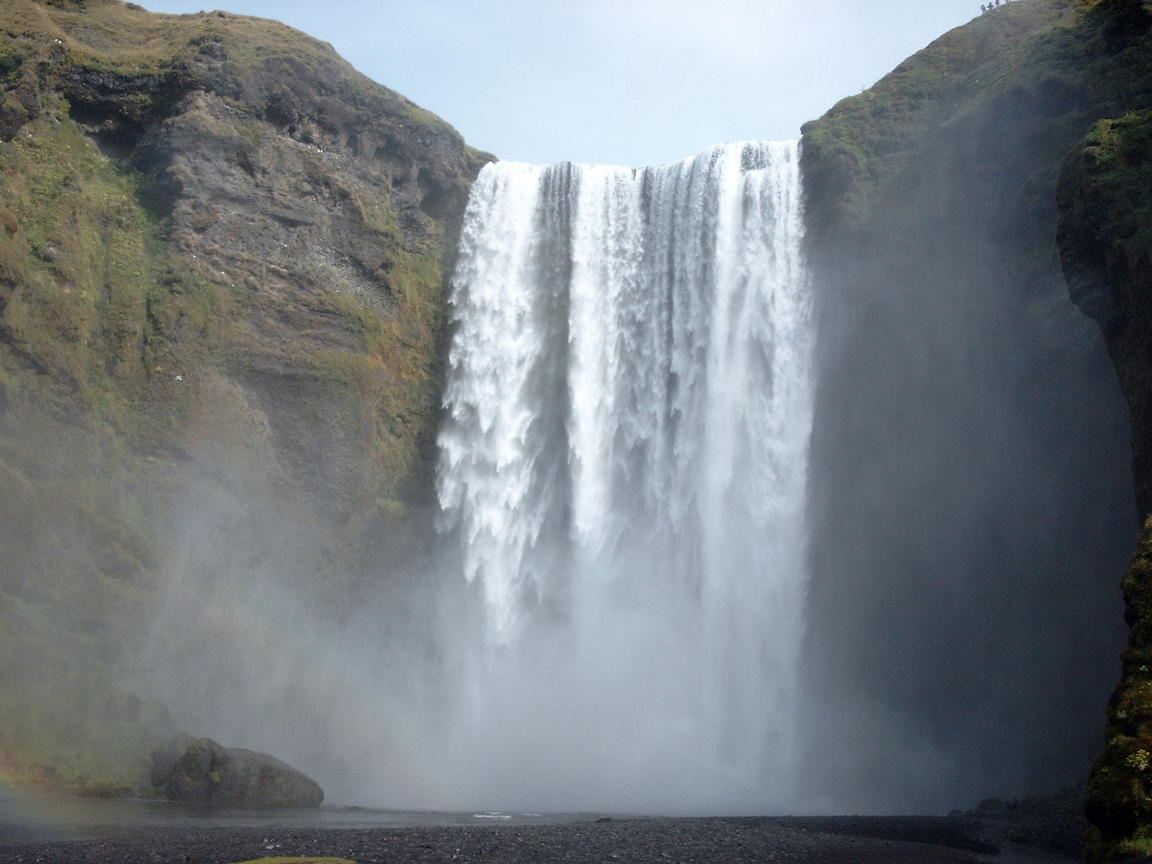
[0,0,486,794]
[1058,109,1152,515]
[1083,519,1152,857]
[798,0,1142,820]
[1056,74,1152,863]
[1,0,488,518]
[801,0,1152,854]
[161,738,324,807]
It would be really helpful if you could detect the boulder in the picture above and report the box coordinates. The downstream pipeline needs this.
[158,737,324,807]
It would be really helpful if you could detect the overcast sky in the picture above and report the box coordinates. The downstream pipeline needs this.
[139,0,985,167]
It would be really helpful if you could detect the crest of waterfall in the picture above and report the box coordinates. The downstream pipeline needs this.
[435,141,812,812]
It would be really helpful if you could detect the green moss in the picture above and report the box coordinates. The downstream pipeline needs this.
[0,416,174,726]
[799,0,1133,235]
[0,111,178,429]
[0,47,24,79]
[375,498,408,520]
[0,111,187,783]
[1075,111,1152,267]
[1086,519,1152,857]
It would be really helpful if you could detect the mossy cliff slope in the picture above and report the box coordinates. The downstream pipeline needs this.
[799,0,1142,823]
[0,0,487,792]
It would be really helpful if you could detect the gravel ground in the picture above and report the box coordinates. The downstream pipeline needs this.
[0,817,999,864]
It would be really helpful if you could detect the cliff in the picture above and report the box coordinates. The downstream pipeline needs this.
[1056,30,1152,864]
[1059,109,1152,513]
[0,0,487,793]
[4,0,1152,837]
[798,0,1144,830]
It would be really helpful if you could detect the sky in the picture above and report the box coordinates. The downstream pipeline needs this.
[139,0,986,167]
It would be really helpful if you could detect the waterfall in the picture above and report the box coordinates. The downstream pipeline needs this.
[435,141,812,813]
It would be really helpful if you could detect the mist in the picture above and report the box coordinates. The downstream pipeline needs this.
[798,82,1135,812]
[131,117,1136,816]
[142,142,815,815]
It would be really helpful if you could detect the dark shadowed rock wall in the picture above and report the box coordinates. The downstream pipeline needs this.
[1055,29,1152,855]
[799,0,1146,817]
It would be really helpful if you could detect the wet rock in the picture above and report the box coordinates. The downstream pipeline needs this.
[160,737,324,807]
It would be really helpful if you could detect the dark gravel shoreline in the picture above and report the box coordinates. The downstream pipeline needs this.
[0,816,1011,864]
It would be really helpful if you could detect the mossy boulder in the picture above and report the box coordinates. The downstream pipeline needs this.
[161,737,324,808]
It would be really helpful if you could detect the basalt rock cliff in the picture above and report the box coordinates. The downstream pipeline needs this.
[1058,42,1152,864]
[800,0,1152,855]
[0,0,486,793]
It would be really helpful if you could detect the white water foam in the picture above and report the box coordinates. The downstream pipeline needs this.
[434,141,812,813]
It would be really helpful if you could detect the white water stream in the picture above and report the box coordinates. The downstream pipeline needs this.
[434,141,812,812]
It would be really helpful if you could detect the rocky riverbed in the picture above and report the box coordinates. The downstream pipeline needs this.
[0,814,1081,864]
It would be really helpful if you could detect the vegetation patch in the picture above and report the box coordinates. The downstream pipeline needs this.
[799,0,1152,240]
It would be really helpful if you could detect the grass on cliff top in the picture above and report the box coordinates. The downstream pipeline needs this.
[1078,110,1152,260]
[0,0,461,140]
[801,0,1099,229]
